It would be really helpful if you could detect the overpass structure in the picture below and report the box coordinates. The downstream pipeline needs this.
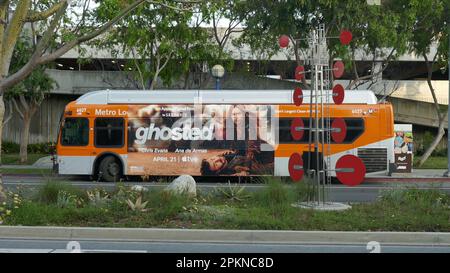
[47,69,448,129]
[335,79,449,129]
[3,69,446,146]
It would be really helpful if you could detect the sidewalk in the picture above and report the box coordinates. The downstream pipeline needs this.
[366,169,448,178]
[0,156,52,169]
[365,169,450,182]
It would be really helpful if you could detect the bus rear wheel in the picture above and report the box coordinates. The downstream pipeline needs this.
[98,156,122,182]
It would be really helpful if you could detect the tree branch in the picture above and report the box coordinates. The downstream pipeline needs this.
[0,0,147,91]
[38,0,146,63]
[2,99,13,125]
[12,97,24,119]
[212,13,222,48]
[145,0,193,12]
[0,0,9,59]
[19,93,29,111]
[1,0,31,78]
[71,0,91,35]
[131,48,146,90]
[423,51,444,122]
[25,0,67,22]
[347,48,396,90]
[29,98,39,116]
[159,50,173,72]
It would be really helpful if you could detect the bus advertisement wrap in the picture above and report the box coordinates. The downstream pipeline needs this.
[56,90,395,181]
[127,104,278,176]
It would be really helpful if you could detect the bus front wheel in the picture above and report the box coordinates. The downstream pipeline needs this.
[98,156,122,182]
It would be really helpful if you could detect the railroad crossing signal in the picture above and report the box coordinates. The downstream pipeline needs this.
[280,25,367,190]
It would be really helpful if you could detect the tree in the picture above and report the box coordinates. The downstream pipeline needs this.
[236,0,417,87]
[236,0,315,83]
[94,0,222,90]
[237,0,448,165]
[0,0,199,201]
[322,0,416,89]
[167,9,224,89]
[407,0,449,166]
[201,0,245,57]
[6,36,56,164]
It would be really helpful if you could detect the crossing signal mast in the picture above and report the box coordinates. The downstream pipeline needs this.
[279,24,366,210]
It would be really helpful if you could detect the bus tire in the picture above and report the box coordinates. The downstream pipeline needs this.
[98,156,122,182]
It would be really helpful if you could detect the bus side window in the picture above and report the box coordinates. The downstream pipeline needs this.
[95,118,124,148]
[279,118,311,144]
[341,118,365,143]
[61,118,89,146]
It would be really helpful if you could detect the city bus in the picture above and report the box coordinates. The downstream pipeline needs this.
[55,89,395,182]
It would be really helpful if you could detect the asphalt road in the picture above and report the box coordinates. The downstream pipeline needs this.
[0,238,449,253]
[3,174,450,203]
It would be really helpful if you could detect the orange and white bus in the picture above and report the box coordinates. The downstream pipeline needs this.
[55,89,394,182]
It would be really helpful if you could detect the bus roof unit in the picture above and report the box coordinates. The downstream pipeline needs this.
[75,90,378,105]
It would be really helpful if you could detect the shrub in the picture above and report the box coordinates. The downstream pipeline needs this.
[144,190,192,221]
[28,142,56,154]
[215,181,251,202]
[432,148,447,157]
[1,141,55,154]
[35,181,87,205]
[56,191,78,208]
[290,176,317,202]
[252,177,293,217]
[126,196,148,212]
[2,142,19,154]
[379,188,449,208]
[87,188,110,208]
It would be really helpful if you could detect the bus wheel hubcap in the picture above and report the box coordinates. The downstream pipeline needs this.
[108,163,119,175]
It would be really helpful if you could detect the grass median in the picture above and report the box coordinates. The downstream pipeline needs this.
[1,179,449,231]
[414,156,448,169]
[0,168,53,175]
[1,154,48,165]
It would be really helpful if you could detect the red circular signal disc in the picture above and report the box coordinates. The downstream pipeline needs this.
[331,118,347,143]
[288,153,304,182]
[279,35,290,48]
[332,84,345,105]
[333,61,345,78]
[335,154,366,186]
[290,118,305,141]
[340,30,353,45]
[295,65,305,81]
[293,87,303,106]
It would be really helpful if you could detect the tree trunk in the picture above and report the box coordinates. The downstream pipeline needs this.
[418,52,445,166]
[418,112,447,166]
[0,94,4,165]
[0,174,6,204]
[0,94,6,202]
[19,111,32,164]
[150,64,160,90]
[183,71,190,89]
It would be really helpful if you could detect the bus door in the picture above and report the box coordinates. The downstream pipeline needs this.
[58,117,92,174]
[92,117,126,173]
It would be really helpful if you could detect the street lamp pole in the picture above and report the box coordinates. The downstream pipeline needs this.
[216,78,220,91]
[211,64,225,91]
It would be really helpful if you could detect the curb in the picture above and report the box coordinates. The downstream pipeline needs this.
[365,177,450,183]
[0,226,449,245]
